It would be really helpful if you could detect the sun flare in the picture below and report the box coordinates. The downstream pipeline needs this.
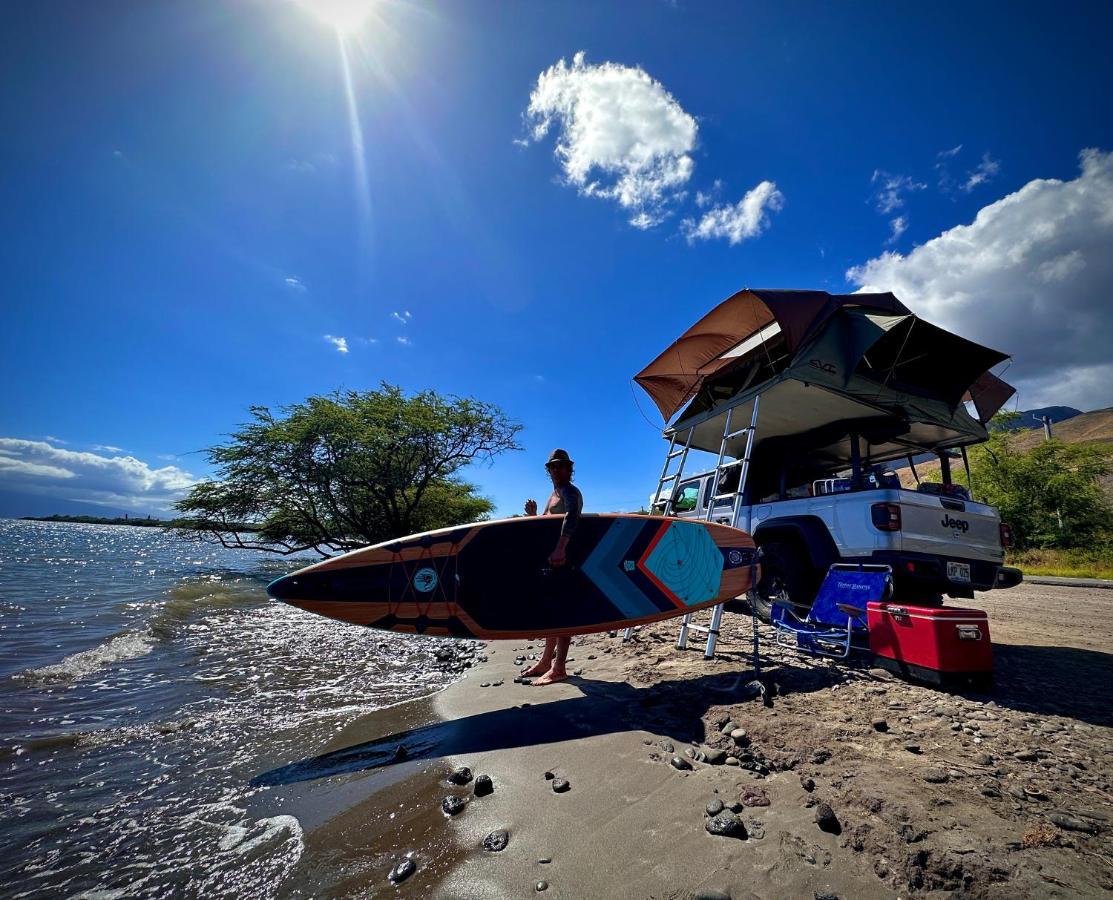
[299,0,377,34]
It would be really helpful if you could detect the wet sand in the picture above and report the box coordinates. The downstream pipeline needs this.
[271,582,1113,899]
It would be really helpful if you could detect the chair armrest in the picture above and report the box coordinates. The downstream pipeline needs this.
[836,603,866,617]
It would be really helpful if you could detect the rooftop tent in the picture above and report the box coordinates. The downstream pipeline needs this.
[634,289,1015,485]
[633,288,911,422]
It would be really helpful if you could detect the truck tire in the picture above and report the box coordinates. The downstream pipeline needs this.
[749,540,816,622]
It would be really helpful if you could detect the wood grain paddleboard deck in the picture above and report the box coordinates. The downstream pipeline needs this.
[267,514,759,640]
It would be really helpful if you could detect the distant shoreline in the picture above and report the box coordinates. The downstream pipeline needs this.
[19,514,175,528]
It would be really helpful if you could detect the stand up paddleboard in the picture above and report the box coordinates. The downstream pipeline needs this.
[267,514,758,640]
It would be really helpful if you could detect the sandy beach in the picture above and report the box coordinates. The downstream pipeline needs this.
[269,581,1113,899]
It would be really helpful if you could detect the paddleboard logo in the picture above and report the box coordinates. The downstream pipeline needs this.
[413,567,438,593]
[728,550,744,565]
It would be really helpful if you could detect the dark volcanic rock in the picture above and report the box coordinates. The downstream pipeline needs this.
[474,774,494,797]
[551,778,570,793]
[1050,812,1100,834]
[814,802,842,835]
[871,718,889,732]
[441,796,467,816]
[812,749,832,765]
[670,756,692,771]
[706,799,724,816]
[389,858,416,884]
[448,766,473,785]
[705,811,748,839]
[923,768,950,784]
[543,771,555,780]
[482,829,510,852]
[694,891,731,900]
[800,775,816,793]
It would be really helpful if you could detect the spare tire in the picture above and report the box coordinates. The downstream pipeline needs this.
[748,540,817,622]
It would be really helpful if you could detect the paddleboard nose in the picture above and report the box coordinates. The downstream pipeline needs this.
[266,574,302,602]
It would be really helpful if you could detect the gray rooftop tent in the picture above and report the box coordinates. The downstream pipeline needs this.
[634,289,1015,499]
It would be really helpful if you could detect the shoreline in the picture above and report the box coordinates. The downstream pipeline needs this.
[271,582,1113,898]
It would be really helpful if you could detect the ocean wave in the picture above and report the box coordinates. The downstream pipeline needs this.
[17,629,156,685]
[147,575,268,638]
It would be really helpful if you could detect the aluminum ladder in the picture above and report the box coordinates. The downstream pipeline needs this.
[675,395,760,658]
[621,428,693,642]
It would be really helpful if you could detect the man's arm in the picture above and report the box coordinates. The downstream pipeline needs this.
[549,485,581,566]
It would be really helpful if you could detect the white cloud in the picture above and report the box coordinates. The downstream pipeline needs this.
[681,181,784,245]
[396,336,411,346]
[0,439,197,512]
[847,148,1113,412]
[523,51,698,229]
[938,144,963,159]
[283,152,336,174]
[284,275,307,292]
[871,170,926,214]
[961,152,1000,192]
[44,435,67,445]
[886,216,908,244]
[324,334,349,353]
[92,444,125,453]
[391,310,412,325]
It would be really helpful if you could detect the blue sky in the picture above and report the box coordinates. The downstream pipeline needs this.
[2,0,1112,518]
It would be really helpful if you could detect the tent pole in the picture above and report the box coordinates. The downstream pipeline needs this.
[907,454,920,485]
[960,446,974,499]
[849,433,862,489]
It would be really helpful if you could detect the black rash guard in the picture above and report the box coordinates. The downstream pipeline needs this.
[544,483,583,538]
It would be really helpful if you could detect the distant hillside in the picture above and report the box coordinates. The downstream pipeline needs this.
[996,406,1083,431]
[898,406,1113,490]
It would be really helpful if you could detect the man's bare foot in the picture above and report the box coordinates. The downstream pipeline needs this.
[520,661,550,677]
[531,668,568,685]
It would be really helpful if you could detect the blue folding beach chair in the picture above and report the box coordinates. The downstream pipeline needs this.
[771,563,893,659]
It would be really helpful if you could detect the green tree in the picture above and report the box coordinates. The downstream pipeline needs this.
[959,412,1112,550]
[174,385,521,556]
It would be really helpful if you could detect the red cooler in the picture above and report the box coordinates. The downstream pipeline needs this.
[867,602,993,689]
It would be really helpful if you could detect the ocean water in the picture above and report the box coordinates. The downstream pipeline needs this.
[0,519,465,898]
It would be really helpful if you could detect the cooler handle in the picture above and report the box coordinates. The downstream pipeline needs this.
[956,624,982,641]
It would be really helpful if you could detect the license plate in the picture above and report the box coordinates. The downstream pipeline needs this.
[947,561,971,583]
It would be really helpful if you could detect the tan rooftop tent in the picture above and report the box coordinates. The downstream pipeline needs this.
[634,288,1015,494]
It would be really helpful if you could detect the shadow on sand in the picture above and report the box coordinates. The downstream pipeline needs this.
[252,638,1113,788]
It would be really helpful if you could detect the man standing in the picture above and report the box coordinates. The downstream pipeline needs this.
[521,448,583,685]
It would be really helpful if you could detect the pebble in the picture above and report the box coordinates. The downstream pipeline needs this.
[730,728,750,746]
[871,718,889,732]
[551,778,570,793]
[389,858,416,884]
[572,669,583,676]
[694,891,731,900]
[538,857,552,864]
[448,766,473,786]
[536,881,549,892]
[670,756,692,771]
[543,771,555,780]
[701,746,727,765]
[659,741,675,753]
[482,829,510,852]
[705,811,748,839]
[474,774,494,797]
[440,794,468,816]
[706,799,724,816]
[800,776,816,793]
[720,720,738,735]
[904,744,922,754]
[1014,749,1039,762]
[814,802,841,835]
[923,768,950,784]
[812,749,832,764]
[725,757,740,767]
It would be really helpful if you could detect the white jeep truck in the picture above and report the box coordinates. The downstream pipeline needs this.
[656,459,1022,617]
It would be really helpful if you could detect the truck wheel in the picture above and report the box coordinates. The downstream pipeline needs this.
[749,541,815,622]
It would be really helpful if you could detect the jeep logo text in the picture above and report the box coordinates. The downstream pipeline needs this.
[940,515,969,532]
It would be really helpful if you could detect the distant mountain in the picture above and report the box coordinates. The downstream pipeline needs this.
[996,406,1083,431]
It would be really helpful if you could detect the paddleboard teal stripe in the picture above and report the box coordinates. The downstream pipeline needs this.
[581,519,659,619]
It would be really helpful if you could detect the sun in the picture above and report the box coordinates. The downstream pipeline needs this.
[299,0,377,34]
